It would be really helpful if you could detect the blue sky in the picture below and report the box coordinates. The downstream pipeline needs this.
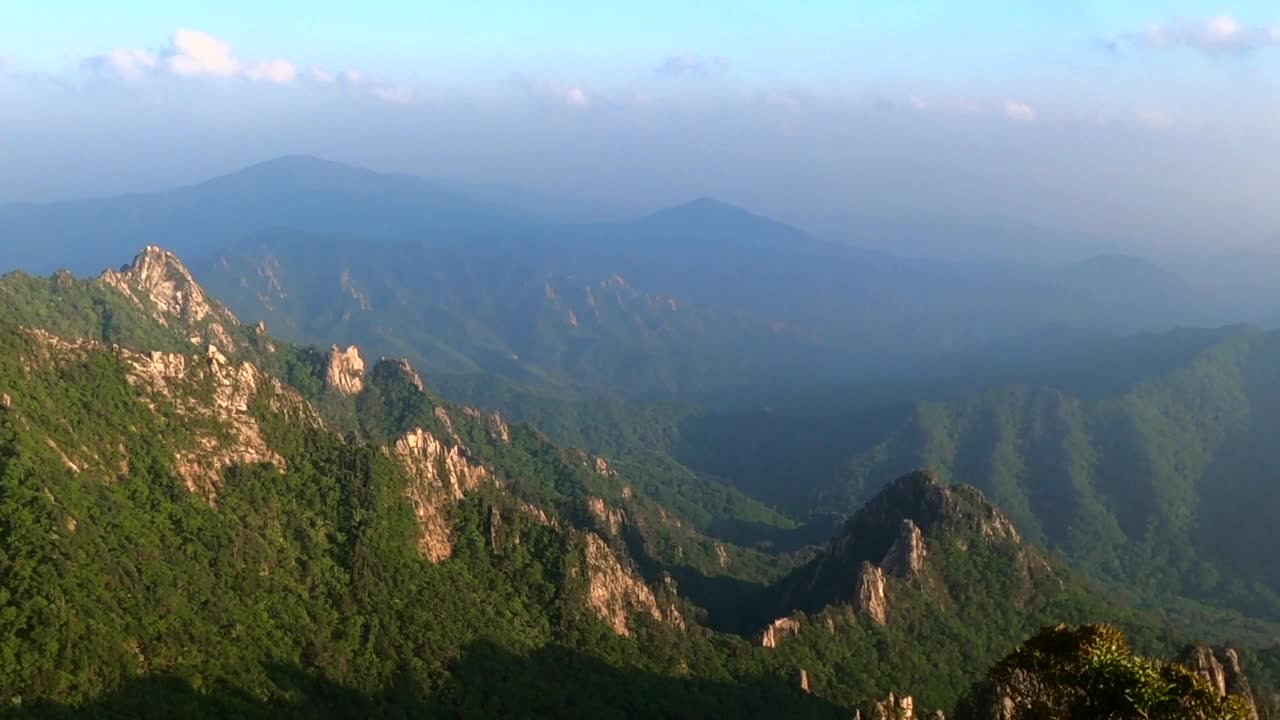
[3,2,1280,252]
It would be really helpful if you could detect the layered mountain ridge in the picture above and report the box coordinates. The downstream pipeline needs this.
[0,246,1270,718]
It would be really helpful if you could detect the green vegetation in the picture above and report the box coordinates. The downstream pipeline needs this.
[674,327,1280,630]
[1,254,1274,717]
[957,624,1252,720]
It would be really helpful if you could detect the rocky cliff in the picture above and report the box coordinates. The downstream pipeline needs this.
[98,245,243,351]
[1178,646,1262,720]
[325,344,366,395]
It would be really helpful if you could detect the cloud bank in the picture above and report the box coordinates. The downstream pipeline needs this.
[81,29,417,103]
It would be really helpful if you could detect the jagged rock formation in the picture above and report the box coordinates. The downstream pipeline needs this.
[16,327,308,502]
[855,562,889,626]
[764,470,1059,635]
[580,532,665,636]
[124,343,310,502]
[325,344,366,395]
[389,357,425,392]
[587,496,626,537]
[760,616,802,648]
[881,519,927,578]
[1178,646,1261,720]
[853,693,944,720]
[390,427,490,562]
[98,245,240,350]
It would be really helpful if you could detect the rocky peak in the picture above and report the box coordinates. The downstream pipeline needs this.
[881,519,927,578]
[97,245,240,349]
[1178,645,1260,720]
[765,470,1043,629]
[325,345,366,395]
[391,358,425,392]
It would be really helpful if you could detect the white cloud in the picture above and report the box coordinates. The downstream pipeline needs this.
[1132,15,1280,53]
[908,95,929,111]
[165,29,239,77]
[1004,100,1037,123]
[656,54,728,77]
[87,29,295,85]
[79,30,421,103]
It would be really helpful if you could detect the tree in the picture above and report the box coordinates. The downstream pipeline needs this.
[956,624,1252,720]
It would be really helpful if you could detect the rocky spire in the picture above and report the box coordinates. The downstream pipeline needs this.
[325,345,366,395]
[856,562,888,626]
[881,518,927,578]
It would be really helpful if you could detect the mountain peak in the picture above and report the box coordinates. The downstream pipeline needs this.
[646,196,764,223]
[97,246,241,348]
[201,155,388,191]
[766,470,1035,620]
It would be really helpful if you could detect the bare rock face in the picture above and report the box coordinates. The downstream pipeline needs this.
[856,562,889,626]
[325,345,366,395]
[586,496,626,537]
[581,532,665,636]
[760,616,802,648]
[121,344,314,503]
[390,427,490,562]
[462,406,511,444]
[0,393,10,409]
[798,668,811,693]
[882,519,927,578]
[1178,646,1260,720]
[99,246,240,350]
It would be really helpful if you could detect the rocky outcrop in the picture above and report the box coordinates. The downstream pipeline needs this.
[767,470,1047,628]
[760,616,802,648]
[581,532,665,636]
[882,519,927,578]
[122,344,312,502]
[98,246,240,350]
[856,562,889,626]
[587,496,625,537]
[1178,646,1260,720]
[390,427,490,562]
[325,345,366,395]
[0,393,10,409]
[391,357,425,392]
[855,693,943,720]
[462,406,511,444]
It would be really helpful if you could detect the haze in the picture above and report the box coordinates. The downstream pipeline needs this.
[5,1,1280,259]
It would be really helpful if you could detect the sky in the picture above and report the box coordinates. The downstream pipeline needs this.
[3,1,1280,255]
